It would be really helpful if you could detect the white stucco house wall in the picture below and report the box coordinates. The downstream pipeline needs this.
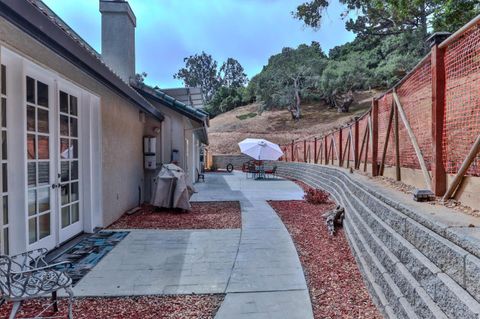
[0,0,208,256]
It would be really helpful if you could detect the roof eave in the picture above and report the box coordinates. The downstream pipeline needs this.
[132,83,208,124]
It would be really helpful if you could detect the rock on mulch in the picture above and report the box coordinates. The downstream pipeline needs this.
[0,295,224,319]
[269,200,382,319]
[108,202,241,230]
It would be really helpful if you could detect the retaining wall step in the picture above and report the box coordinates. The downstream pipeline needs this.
[274,162,480,319]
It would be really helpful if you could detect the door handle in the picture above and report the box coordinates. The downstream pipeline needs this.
[51,183,61,189]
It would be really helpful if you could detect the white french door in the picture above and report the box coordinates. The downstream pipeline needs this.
[26,73,56,250]
[25,71,83,250]
[57,83,82,243]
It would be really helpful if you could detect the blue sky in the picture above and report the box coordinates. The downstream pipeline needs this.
[43,0,355,88]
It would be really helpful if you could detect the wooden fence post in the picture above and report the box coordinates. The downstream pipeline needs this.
[354,120,359,168]
[372,99,379,176]
[338,129,343,167]
[324,135,328,165]
[394,103,401,181]
[304,140,307,163]
[431,43,447,196]
[314,138,318,164]
[291,140,295,162]
[379,103,395,176]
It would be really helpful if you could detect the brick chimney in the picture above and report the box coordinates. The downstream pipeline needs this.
[99,0,136,83]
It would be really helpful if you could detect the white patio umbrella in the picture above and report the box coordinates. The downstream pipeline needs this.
[238,138,284,161]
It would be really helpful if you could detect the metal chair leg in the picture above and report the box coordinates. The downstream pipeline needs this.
[9,301,21,319]
[65,286,74,319]
[52,291,58,312]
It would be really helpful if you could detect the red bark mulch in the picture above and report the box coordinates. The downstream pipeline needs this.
[108,202,241,230]
[205,170,232,173]
[0,295,223,319]
[269,200,382,319]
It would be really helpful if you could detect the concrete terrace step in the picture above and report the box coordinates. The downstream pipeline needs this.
[275,162,480,319]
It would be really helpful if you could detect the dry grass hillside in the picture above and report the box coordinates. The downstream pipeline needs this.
[208,91,375,154]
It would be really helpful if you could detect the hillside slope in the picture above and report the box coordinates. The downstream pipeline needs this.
[208,91,375,155]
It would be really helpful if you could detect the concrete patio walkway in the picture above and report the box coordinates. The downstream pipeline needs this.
[193,172,312,318]
[70,172,313,318]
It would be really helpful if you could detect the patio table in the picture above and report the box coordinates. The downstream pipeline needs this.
[255,164,266,180]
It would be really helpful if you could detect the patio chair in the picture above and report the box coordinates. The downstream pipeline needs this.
[264,165,278,179]
[245,162,259,179]
[1,248,75,319]
[241,162,249,173]
[196,168,205,182]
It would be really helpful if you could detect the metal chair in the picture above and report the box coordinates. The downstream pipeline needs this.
[245,162,259,179]
[196,168,205,182]
[265,165,278,179]
[0,248,74,319]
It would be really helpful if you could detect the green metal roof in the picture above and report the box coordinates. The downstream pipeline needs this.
[132,82,209,144]
[133,82,208,123]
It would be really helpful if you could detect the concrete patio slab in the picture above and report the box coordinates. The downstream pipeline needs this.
[71,229,240,296]
[215,290,313,319]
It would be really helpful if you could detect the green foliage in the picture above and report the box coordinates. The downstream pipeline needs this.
[134,72,148,84]
[431,1,480,32]
[174,52,220,102]
[325,30,425,90]
[219,58,248,88]
[236,112,257,121]
[293,0,480,37]
[249,30,428,113]
[175,55,249,114]
[248,42,327,116]
[205,87,249,117]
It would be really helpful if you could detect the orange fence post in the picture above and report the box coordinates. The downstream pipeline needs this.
[354,120,359,168]
[304,140,307,163]
[291,140,295,162]
[372,99,379,176]
[324,135,329,165]
[338,129,343,167]
[431,41,447,196]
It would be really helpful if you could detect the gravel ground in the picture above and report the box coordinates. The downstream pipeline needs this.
[269,199,382,319]
[370,174,480,218]
[108,202,241,230]
[0,295,224,319]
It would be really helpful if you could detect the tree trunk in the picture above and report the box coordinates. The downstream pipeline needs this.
[290,78,302,121]
[420,3,428,37]
[334,91,354,113]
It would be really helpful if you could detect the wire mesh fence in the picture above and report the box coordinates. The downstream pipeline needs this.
[280,16,480,193]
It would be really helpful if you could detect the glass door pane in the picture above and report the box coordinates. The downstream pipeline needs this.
[59,91,80,230]
[26,76,52,245]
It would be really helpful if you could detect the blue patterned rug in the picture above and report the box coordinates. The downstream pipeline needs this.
[53,231,129,285]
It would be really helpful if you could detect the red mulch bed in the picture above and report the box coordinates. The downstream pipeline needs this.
[108,202,241,230]
[269,200,382,319]
[0,295,223,319]
[205,170,232,173]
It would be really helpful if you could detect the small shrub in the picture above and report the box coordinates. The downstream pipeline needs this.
[236,112,257,120]
[304,187,330,205]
